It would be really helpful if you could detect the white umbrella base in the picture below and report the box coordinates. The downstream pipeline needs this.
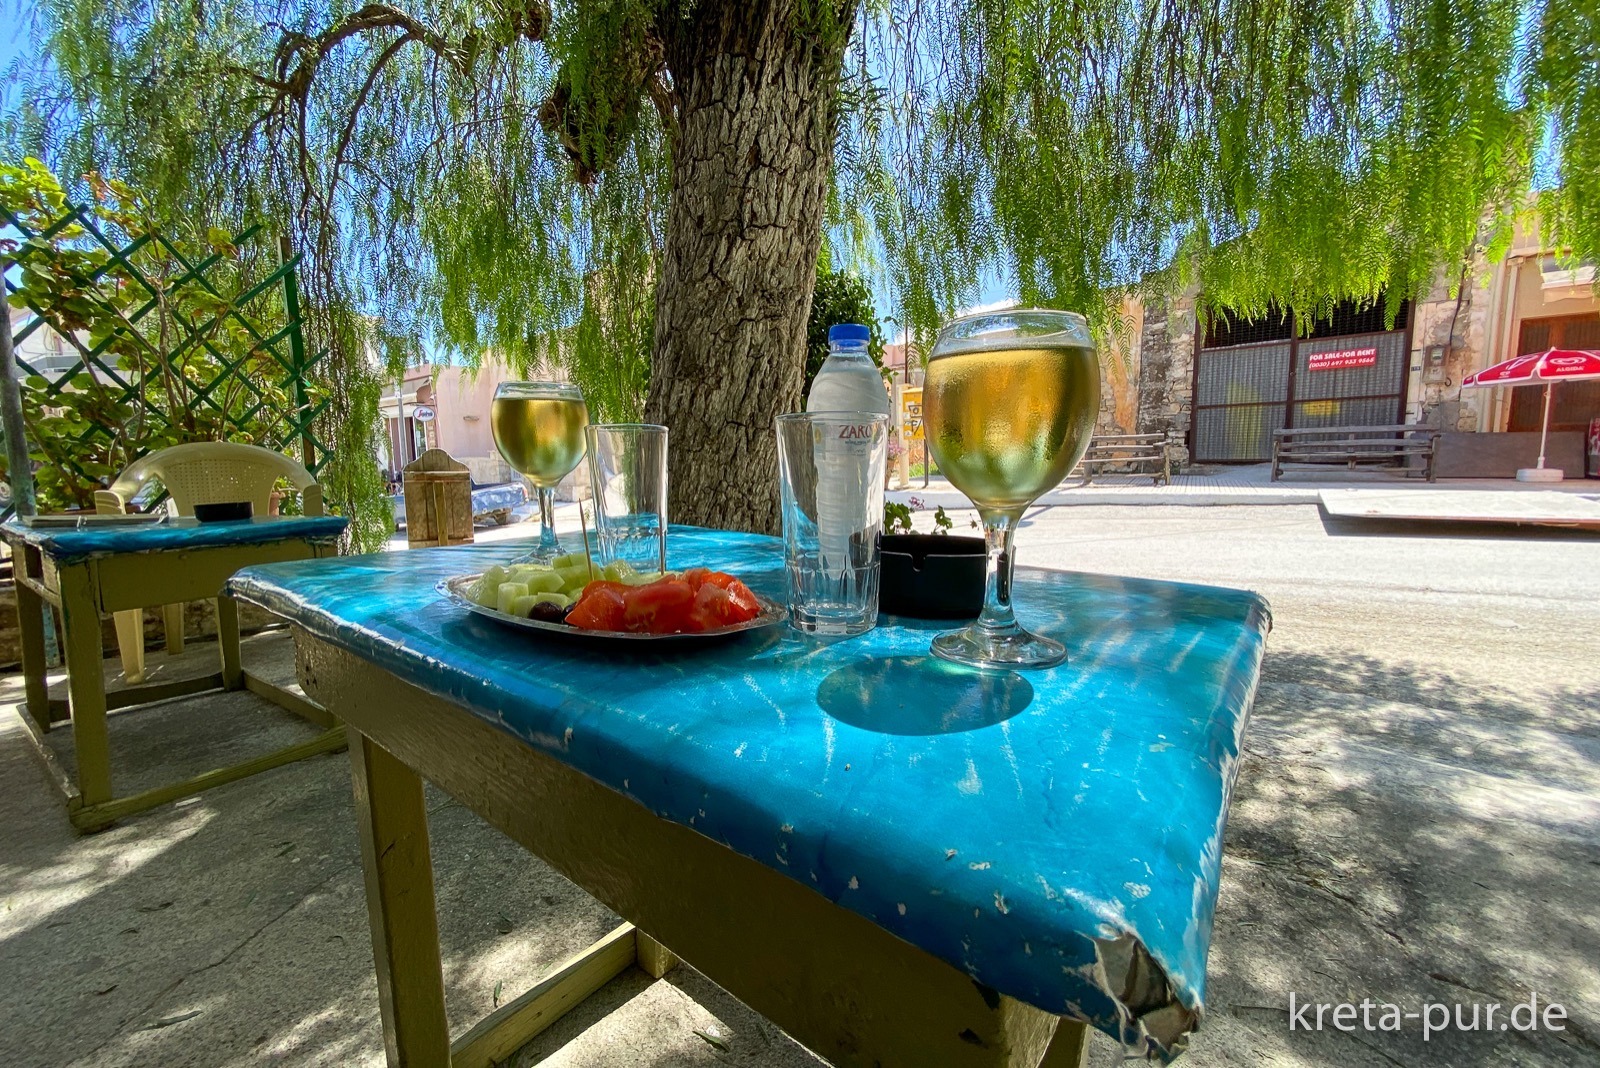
[1517,467,1565,482]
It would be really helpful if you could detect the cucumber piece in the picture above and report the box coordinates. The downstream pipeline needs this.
[521,570,565,594]
[620,570,667,586]
[510,593,541,617]
[495,582,529,615]
[555,564,596,595]
[480,566,510,590]
[532,591,572,609]
[551,552,590,570]
[601,560,637,583]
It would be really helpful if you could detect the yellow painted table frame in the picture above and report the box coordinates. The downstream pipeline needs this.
[7,527,346,832]
[300,635,1091,1068]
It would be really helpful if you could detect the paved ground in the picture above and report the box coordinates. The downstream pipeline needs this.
[2,501,1596,1067]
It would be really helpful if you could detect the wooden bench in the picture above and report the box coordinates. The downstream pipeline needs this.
[1077,432,1179,486]
[1271,424,1441,481]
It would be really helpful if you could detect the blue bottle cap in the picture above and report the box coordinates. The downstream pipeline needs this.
[828,323,871,343]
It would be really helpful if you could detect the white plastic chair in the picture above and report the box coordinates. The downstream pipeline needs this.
[93,442,324,683]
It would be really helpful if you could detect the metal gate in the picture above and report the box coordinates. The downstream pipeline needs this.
[1191,302,1412,463]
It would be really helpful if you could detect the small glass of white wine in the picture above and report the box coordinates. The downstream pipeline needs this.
[491,381,589,563]
[923,310,1100,668]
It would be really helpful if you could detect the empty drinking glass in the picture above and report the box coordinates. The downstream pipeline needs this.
[775,412,889,636]
[585,424,668,574]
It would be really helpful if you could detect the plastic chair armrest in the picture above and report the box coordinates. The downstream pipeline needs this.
[94,489,128,515]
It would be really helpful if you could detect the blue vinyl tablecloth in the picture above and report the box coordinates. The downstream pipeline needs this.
[2,515,348,563]
[227,526,1269,1060]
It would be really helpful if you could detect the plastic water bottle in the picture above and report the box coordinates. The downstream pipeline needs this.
[808,324,891,417]
[807,324,891,582]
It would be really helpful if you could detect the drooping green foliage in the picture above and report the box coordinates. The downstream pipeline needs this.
[805,258,885,395]
[3,0,1593,485]
[842,0,1566,339]
[1530,0,1600,275]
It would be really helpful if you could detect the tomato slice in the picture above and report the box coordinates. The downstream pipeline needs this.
[621,578,696,633]
[567,586,627,631]
[579,579,632,601]
[710,576,761,619]
[685,582,735,632]
[683,569,761,618]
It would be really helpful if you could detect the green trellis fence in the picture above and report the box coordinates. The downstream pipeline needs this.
[1,197,330,519]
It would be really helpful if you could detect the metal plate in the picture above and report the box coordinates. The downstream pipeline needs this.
[438,573,788,644]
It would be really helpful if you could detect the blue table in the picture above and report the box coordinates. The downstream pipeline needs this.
[229,528,1269,1067]
[4,515,349,831]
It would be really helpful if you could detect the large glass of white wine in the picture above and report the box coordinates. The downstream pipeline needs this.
[924,310,1100,668]
[491,381,589,563]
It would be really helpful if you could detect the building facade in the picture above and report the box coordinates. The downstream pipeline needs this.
[1107,214,1600,472]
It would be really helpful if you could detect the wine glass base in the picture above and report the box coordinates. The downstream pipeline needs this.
[931,625,1066,670]
[508,541,567,566]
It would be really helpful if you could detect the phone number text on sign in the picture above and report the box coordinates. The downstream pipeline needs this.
[1308,347,1378,372]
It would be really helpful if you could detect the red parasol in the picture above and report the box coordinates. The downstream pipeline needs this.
[1461,348,1600,480]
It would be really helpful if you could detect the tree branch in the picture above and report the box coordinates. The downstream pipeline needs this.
[330,33,415,196]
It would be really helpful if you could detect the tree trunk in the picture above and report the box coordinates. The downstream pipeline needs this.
[644,0,850,534]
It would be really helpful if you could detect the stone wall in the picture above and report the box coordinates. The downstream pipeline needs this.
[1135,286,1199,461]
[1409,255,1493,432]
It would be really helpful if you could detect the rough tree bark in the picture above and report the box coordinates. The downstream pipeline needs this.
[644,0,851,534]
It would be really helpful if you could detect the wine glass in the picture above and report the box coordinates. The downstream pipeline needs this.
[490,381,589,563]
[923,310,1100,668]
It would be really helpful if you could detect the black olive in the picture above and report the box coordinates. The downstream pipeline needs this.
[526,601,570,625]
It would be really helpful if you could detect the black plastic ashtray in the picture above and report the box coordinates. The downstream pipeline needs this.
[193,501,253,523]
[879,534,986,619]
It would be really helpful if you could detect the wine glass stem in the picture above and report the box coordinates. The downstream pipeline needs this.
[537,486,560,557]
[976,509,1023,636]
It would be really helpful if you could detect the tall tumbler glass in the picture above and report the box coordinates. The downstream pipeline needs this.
[775,412,889,636]
[585,423,668,574]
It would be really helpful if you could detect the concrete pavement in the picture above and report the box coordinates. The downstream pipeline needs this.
[0,503,1595,1066]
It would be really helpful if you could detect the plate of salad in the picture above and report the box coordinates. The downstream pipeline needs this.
[439,554,786,643]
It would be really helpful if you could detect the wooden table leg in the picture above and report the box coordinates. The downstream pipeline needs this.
[635,931,680,979]
[350,731,451,1067]
[58,564,113,816]
[14,572,52,733]
[111,609,146,685]
[216,594,244,690]
[1037,1017,1091,1067]
[163,602,186,655]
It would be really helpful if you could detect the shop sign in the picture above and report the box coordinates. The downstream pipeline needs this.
[1307,348,1377,372]
[901,387,924,441]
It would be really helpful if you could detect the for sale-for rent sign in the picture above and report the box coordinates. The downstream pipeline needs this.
[1307,347,1378,372]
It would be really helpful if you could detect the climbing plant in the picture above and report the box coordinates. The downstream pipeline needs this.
[0,159,335,518]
